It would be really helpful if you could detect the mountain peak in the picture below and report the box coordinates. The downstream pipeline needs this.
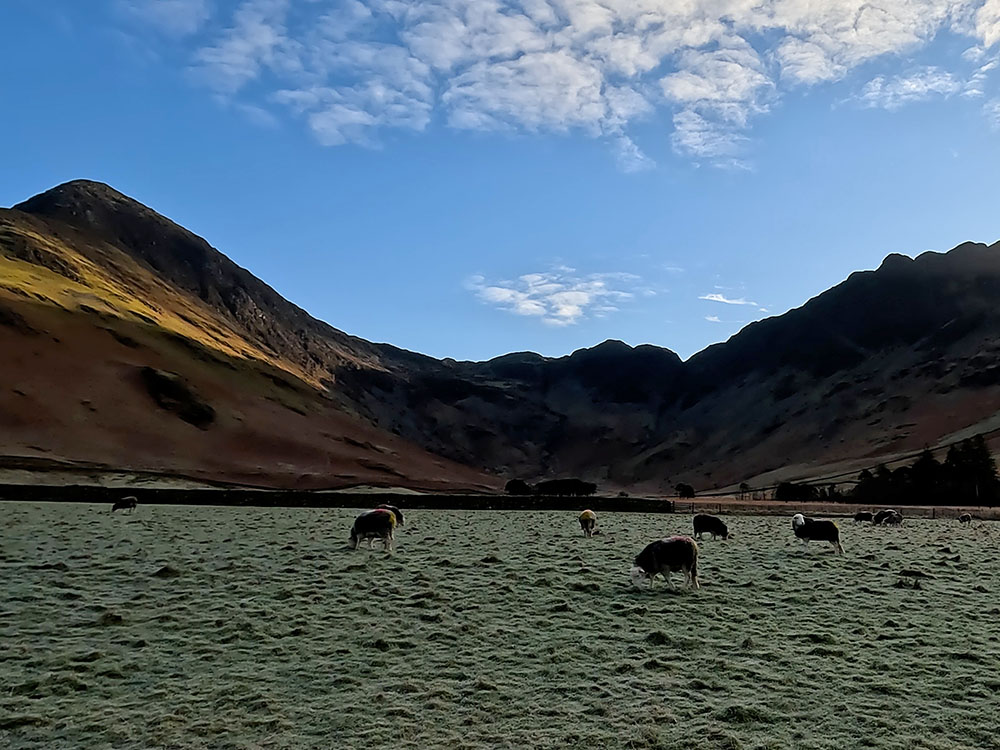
[14,179,135,214]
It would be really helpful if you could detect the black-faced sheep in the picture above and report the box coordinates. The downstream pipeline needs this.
[630,536,700,589]
[693,513,731,540]
[375,504,404,526]
[349,509,397,551]
[959,513,973,525]
[111,496,138,513]
[873,509,898,526]
[853,511,873,524]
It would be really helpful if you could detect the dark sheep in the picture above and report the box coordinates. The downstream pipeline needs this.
[630,536,700,589]
[872,509,897,526]
[111,496,137,513]
[853,511,873,524]
[579,509,597,537]
[791,513,844,554]
[958,513,973,525]
[883,511,903,527]
[375,504,404,526]
[349,509,397,551]
[693,514,731,540]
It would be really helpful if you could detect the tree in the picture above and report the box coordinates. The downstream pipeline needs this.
[504,479,533,495]
[909,449,941,504]
[738,482,750,501]
[675,483,695,499]
[536,478,597,496]
[850,435,999,506]
[774,481,819,502]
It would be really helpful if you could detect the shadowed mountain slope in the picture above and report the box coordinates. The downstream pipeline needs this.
[3,180,1000,492]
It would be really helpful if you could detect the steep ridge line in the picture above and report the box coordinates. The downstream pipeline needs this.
[3,179,1000,492]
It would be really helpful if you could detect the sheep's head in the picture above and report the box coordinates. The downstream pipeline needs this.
[629,566,648,588]
[791,513,806,530]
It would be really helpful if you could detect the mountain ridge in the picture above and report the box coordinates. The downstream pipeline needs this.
[4,179,1000,492]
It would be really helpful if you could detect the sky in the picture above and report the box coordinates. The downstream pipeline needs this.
[3,1,1000,361]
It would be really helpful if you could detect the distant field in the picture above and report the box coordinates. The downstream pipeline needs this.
[3,504,1000,750]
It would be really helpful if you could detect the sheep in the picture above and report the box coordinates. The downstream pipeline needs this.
[630,536,700,590]
[579,509,597,537]
[872,509,898,526]
[111,496,137,513]
[348,509,397,551]
[693,513,731,540]
[375,504,405,526]
[959,513,973,525]
[791,513,844,554]
[883,510,904,527]
[853,511,874,524]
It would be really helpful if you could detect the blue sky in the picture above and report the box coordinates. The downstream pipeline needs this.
[4,0,1000,361]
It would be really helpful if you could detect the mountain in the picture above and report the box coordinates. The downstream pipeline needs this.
[3,179,1000,492]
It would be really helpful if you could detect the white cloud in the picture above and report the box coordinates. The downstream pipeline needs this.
[699,292,758,306]
[468,268,639,326]
[129,0,1000,168]
[856,67,963,109]
[193,0,297,94]
[705,315,723,323]
[123,0,212,36]
[613,135,655,173]
[984,97,1000,128]
[977,0,1000,48]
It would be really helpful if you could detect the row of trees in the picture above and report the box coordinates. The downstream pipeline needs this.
[505,478,598,496]
[503,435,997,505]
[768,436,998,506]
[852,436,998,505]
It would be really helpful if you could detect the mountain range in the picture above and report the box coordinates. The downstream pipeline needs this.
[3,180,1000,493]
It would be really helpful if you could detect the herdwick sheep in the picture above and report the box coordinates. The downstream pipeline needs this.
[883,511,903,527]
[791,513,844,554]
[111,496,137,513]
[959,513,973,525]
[375,505,405,526]
[349,509,397,551]
[853,511,874,524]
[693,513,731,540]
[579,509,597,537]
[873,509,898,526]
[630,536,700,590]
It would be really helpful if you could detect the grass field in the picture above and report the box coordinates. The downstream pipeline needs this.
[3,503,1000,750]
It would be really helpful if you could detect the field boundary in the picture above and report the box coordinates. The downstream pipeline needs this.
[3,484,999,518]
[0,485,676,513]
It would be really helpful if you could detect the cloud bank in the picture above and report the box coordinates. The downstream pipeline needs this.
[131,0,1000,166]
[467,269,640,326]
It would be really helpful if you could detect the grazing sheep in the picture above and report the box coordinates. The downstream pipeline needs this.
[111,496,137,513]
[630,536,700,589]
[579,509,597,537]
[693,513,731,540]
[349,509,397,551]
[853,511,874,524]
[872,509,898,526]
[959,513,973,525]
[375,504,405,526]
[883,510,904,527]
[791,513,844,554]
